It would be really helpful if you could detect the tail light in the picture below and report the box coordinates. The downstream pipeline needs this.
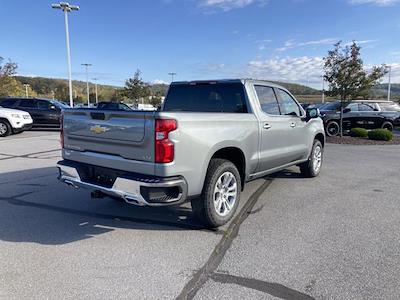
[155,119,177,163]
[60,114,64,148]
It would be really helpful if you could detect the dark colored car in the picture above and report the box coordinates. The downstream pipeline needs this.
[322,102,400,136]
[0,97,69,128]
[96,101,132,111]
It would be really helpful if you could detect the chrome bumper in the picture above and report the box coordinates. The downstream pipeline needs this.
[57,161,187,207]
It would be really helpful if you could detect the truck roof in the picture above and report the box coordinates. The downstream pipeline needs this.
[171,79,287,90]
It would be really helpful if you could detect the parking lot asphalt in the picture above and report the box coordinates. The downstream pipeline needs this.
[0,131,399,299]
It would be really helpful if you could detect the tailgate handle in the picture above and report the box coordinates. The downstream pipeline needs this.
[90,112,106,120]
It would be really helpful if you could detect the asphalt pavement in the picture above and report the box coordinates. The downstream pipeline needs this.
[0,131,399,299]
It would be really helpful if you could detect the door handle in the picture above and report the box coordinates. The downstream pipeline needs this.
[290,122,296,128]
[263,123,272,130]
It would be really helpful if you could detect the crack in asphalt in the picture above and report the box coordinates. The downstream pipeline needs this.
[210,272,315,300]
[0,149,61,161]
[0,192,223,234]
[176,179,275,300]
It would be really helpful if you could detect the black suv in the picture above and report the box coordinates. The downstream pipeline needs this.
[0,98,69,128]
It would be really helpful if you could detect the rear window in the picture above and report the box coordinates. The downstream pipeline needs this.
[163,83,248,113]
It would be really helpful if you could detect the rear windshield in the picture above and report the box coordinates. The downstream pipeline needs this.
[163,83,248,113]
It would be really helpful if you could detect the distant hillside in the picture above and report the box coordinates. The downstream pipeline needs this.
[370,84,400,100]
[15,76,119,102]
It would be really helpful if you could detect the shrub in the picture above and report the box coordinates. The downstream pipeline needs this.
[350,127,368,138]
[368,129,393,141]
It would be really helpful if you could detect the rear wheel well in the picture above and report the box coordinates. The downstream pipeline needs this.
[210,147,246,190]
[315,133,325,148]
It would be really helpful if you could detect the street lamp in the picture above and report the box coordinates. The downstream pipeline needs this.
[51,2,80,108]
[92,78,99,104]
[168,72,177,83]
[387,65,392,101]
[81,63,92,106]
[23,84,30,98]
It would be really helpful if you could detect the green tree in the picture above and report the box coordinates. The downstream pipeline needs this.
[54,82,69,101]
[0,56,22,97]
[149,95,163,108]
[324,41,387,137]
[123,69,150,104]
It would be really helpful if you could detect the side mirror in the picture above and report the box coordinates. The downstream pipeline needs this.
[304,108,319,122]
[50,105,57,110]
[343,108,351,113]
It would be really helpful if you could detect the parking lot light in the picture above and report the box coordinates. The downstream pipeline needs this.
[51,2,80,108]
[81,63,92,106]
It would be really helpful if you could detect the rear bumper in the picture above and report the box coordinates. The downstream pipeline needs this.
[57,160,188,207]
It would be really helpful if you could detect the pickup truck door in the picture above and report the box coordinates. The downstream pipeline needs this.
[274,88,309,163]
[253,85,308,172]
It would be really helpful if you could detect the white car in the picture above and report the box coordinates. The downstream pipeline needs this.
[0,106,33,137]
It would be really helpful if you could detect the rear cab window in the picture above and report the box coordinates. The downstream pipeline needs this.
[163,82,248,113]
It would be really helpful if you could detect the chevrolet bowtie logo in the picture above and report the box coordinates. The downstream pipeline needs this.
[90,125,110,134]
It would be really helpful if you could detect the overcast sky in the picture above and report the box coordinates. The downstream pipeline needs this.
[1,0,399,88]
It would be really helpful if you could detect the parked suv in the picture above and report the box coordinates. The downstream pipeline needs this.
[0,106,33,137]
[322,101,400,136]
[0,98,69,128]
[57,79,325,227]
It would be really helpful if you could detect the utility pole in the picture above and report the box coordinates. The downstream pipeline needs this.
[81,63,92,106]
[23,84,30,98]
[168,72,177,83]
[387,65,392,101]
[93,78,99,104]
[51,2,80,108]
[51,90,55,100]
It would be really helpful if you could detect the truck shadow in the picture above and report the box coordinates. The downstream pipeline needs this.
[0,167,218,245]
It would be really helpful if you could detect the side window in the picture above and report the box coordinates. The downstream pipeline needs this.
[254,85,281,115]
[347,103,359,112]
[359,104,374,112]
[276,89,301,117]
[19,99,37,108]
[37,100,51,109]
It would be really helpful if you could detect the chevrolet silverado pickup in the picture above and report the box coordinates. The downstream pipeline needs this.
[57,79,325,227]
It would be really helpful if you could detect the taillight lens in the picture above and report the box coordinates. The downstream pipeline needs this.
[155,119,177,163]
[60,114,64,148]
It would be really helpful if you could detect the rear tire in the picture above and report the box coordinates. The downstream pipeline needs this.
[326,121,340,137]
[300,139,323,178]
[382,122,393,131]
[191,158,241,228]
[0,120,12,137]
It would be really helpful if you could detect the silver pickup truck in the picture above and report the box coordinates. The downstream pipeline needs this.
[57,79,325,227]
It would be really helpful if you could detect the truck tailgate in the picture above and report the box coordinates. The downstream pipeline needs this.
[63,109,155,162]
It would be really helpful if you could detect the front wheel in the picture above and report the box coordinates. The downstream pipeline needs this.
[381,122,393,131]
[191,158,241,228]
[300,139,323,178]
[0,120,11,137]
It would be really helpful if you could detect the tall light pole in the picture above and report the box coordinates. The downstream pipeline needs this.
[93,78,99,104]
[23,84,30,98]
[322,76,325,104]
[81,63,92,106]
[168,72,177,83]
[51,2,80,108]
[387,65,392,101]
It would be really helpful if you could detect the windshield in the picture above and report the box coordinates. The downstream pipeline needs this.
[379,102,400,112]
[320,102,341,111]
[50,100,70,109]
